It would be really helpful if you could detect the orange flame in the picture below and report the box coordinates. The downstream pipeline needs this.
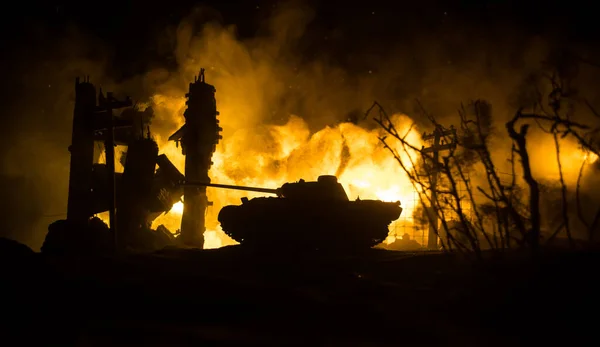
[95,102,599,250]
[148,108,423,248]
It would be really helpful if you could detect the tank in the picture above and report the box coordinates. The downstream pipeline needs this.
[182,175,403,250]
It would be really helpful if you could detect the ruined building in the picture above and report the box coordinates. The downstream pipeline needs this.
[50,71,219,254]
[56,77,185,253]
[67,77,133,226]
[169,69,222,247]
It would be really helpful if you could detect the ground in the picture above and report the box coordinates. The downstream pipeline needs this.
[3,245,599,346]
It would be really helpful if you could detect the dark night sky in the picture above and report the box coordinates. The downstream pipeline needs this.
[0,0,599,248]
[2,1,598,79]
[2,1,599,121]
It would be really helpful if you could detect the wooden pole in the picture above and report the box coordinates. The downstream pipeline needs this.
[105,107,117,250]
[99,91,132,252]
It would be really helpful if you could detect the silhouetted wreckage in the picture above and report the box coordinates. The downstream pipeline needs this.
[44,70,403,255]
[168,68,222,248]
[184,175,403,250]
[43,77,185,255]
[0,237,34,258]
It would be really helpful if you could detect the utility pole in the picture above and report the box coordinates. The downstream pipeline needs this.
[421,125,457,250]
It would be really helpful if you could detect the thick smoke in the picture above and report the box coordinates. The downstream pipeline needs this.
[3,2,600,248]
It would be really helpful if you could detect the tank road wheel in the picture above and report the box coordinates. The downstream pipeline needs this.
[338,221,390,251]
[365,222,391,248]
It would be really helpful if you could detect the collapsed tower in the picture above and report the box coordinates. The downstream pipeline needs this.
[62,77,183,253]
[169,68,222,247]
[67,78,133,228]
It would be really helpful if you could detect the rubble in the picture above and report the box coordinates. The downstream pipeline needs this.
[42,217,114,255]
[0,237,34,258]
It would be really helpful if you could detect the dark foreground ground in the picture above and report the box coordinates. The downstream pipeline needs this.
[2,244,600,346]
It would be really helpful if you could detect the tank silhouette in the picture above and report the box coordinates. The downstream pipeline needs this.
[183,175,403,250]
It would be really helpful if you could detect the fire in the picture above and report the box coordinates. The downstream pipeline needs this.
[145,106,423,249]
[171,201,184,214]
[95,102,599,250]
[584,152,599,164]
[527,133,600,185]
[86,10,599,251]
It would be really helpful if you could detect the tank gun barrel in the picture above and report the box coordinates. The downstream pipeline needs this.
[181,181,280,195]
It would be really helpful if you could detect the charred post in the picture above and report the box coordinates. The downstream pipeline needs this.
[145,154,185,221]
[98,91,133,249]
[67,77,97,223]
[105,103,117,244]
[156,154,186,184]
[117,134,159,245]
[169,68,222,247]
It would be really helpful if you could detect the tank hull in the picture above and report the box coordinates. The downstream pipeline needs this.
[218,198,402,250]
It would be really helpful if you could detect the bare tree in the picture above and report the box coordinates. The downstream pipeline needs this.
[513,57,600,245]
[366,101,510,260]
[368,63,600,257]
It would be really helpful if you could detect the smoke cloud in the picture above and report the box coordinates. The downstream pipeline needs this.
[3,2,600,248]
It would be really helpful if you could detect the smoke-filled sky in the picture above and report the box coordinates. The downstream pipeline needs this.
[1,0,599,249]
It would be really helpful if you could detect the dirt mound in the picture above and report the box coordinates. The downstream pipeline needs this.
[42,218,114,256]
[0,237,34,258]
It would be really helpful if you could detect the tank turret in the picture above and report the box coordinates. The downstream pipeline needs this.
[181,175,402,251]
